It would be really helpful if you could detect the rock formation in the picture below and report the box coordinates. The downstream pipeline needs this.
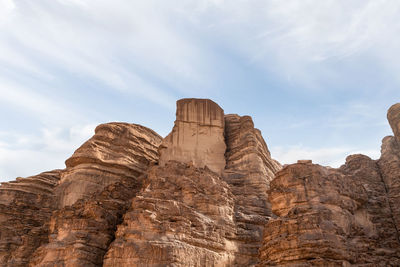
[223,114,281,265]
[29,123,162,266]
[103,161,237,266]
[159,98,226,175]
[57,122,162,207]
[388,103,400,143]
[259,103,400,266]
[0,99,399,266]
[0,170,61,266]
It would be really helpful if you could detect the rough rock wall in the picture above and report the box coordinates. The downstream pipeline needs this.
[104,162,237,266]
[380,103,400,236]
[30,178,141,267]
[29,123,162,266]
[2,99,399,266]
[159,98,226,174]
[223,114,281,265]
[259,103,400,266]
[388,103,400,143]
[0,170,61,267]
[102,106,282,266]
[57,122,162,207]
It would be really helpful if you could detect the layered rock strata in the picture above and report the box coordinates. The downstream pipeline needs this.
[388,103,400,143]
[1,99,400,266]
[159,98,226,174]
[30,178,141,266]
[0,170,61,266]
[29,122,162,266]
[223,114,281,265]
[103,104,282,266]
[57,122,162,207]
[259,103,400,266]
[104,162,237,266]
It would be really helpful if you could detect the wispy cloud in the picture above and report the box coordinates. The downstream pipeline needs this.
[0,0,399,181]
[0,123,97,181]
[271,145,381,168]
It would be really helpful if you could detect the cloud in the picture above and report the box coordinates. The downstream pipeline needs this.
[0,0,399,182]
[179,0,400,90]
[0,78,83,125]
[0,0,15,23]
[271,145,381,168]
[0,123,97,182]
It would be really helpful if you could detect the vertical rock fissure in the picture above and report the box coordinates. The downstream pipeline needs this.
[300,175,311,203]
[376,162,400,245]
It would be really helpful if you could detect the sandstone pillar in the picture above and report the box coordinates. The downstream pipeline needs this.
[159,98,226,174]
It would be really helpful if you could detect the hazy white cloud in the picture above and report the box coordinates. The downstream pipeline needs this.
[271,145,380,168]
[0,123,97,181]
[0,78,82,125]
[0,0,399,181]
[180,0,400,90]
[0,0,15,22]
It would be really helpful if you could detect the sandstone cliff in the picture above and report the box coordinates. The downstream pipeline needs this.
[0,99,399,266]
[223,114,281,265]
[0,170,61,266]
[159,98,226,175]
[57,122,162,207]
[259,103,400,266]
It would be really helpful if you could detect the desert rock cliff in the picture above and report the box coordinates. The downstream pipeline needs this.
[159,98,226,174]
[0,99,399,266]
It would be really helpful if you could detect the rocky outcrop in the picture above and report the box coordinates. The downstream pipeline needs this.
[0,170,61,267]
[159,98,226,174]
[388,103,400,144]
[29,122,162,266]
[259,103,400,266]
[30,177,141,267]
[223,114,281,265]
[57,122,162,207]
[259,159,398,265]
[2,99,400,266]
[104,161,237,266]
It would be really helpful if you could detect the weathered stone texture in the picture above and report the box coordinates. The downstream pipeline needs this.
[104,162,237,266]
[1,99,400,267]
[223,114,281,266]
[0,170,61,267]
[388,103,400,143]
[27,122,162,266]
[57,122,162,207]
[159,98,226,174]
[30,178,141,267]
[259,102,400,266]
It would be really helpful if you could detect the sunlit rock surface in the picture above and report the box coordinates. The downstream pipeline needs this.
[57,122,162,207]
[259,103,400,266]
[0,99,399,266]
[159,98,226,175]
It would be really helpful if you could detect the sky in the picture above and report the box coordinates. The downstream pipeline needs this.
[1,0,400,182]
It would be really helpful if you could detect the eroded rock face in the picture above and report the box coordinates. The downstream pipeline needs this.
[104,161,237,266]
[0,170,61,267]
[30,178,141,267]
[2,99,400,266]
[159,98,226,174]
[259,103,400,266]
[223,114,281,265]
[28,122,162,266]
[388,103,400,143]
[57,122,162,207]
